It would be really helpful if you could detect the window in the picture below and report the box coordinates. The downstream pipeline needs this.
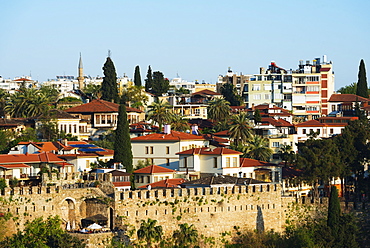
[150,158,154,164]
[145,147,149,154]
[166,146,170,154]
[275,172,279,182]
[252,84,261,91]
[317,129,320,134]
[86,160,90,168]
[184,157,188,168]
[194,109,200,115]
[233,157,237,167]
[96,115,100,124]
[272,142,280,148]
[226,157,230,167]
[166,158,170,167]
[274,93,282,99]
[140,176,144,183]
[330,128,334,134]
[264,84,271,91]
[264,94,271,100]
[302,129,306,134]
[150,146,154,154]
[147,176,150,183]
[307,86,319,92]
[253,94,261,100]
[213,157,217,168]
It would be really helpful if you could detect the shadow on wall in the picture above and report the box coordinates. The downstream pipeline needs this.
[256,205,265,233]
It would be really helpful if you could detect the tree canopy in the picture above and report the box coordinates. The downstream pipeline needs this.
[101,56,118,103]
[220,83,242,106]
[134,65,142,87]
[151,71,169,97]
[356,59,368,98]
[145,65,153,93]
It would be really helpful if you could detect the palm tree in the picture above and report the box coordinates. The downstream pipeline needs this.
[244,134,273,161]
[229,112,253,147]
[173,223,199,247]
[137,218,163,247]
[83,84,102,99]
[0,88,9,117]
[170,115,189,132]
[146,100,173,132]
[207,98,230,122]
[278,144,295,167]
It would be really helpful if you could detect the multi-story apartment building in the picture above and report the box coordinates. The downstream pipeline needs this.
[217,56,335,119]
[0,76,37,94]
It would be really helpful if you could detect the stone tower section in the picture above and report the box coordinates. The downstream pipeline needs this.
[77,53,84,90]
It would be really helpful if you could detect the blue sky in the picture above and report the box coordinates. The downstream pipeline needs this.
[1,0,369,89]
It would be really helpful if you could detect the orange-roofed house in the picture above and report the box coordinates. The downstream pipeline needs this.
[295,116,358,141]
[133,164,176,188]
[131,129,207,170]
[328,94,370,117]
[239,158,281,183]
[138,178,187,189]
[176,147,243,178]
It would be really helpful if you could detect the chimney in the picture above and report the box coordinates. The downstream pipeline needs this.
[164,124,171,134]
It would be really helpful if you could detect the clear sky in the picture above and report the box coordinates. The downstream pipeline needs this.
[1,0,369,90]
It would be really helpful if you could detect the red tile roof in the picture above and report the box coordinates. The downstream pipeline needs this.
[240,158,278,167]
[176,147,242,155]
[131,131,205,142]
[213,130,230,136]
[295,119,325,127]
[0,153,66,164]
[65,99,142,113]
[0,164,30,169]
[138,178,187,189]
[134,164,175,174]
[112,182,131,187]
[329,94,370,102]
[260,117,293,127]
[320,67,331,72]
[192,89,221,96]
[13,78,32,82]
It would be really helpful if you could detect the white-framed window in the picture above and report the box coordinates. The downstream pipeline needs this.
[307,86,319,92]
[252,84,261,91]
[233,157,237,167]
[274,93,282,99]
[194,109,200,115]
[253,94,261,100]
[272,142,280,148]
[226,157,230,167]
[264,84,272,91]
[264,94,271,100]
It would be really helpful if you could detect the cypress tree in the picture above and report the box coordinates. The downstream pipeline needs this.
[152,71,169,97]
[145,65,153,92]
[327,186,341,235]
[356,59,368,98]
[134,65,142,87]
[113,98,133,173]
[101,56,119,103]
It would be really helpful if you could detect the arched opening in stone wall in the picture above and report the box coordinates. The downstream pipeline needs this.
[80,198,109,229]
[60,198,76,230]
[109,207,114,230]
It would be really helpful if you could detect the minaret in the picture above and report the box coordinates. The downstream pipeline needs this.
[77,53,84,90]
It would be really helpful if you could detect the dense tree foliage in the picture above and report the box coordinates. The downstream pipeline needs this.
[114,100,133,173]
[121,85,148,109]
[328,186,341,236]
[144,65,153,93]
[137,218,163,247]
[207,98,230,122]
[229,112,252,147]
[172,223,199,248]
[101,56,118,103]
[151,71,169,97]
[83,84,102,100]
[337,82,357,95]
[220,83,242,106]
[243,134,272,161]
[169,115,189,132]
[146,100,173,132]
[356,59,368,98]
[0,216,86,248]
[134,65,142,87]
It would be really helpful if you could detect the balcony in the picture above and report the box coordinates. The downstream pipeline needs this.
[293,91,306,94]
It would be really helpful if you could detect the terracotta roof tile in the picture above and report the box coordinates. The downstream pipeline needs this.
[113,182,131,187]
[176,147,242,155]
[0,153,65,164]
[138,178,187,189]
[191,89,221,96]
[65,99,142,113]
[295,119,325,127]
[240,158,278,167]
[131,131,205,141]
[329,94,370,102]
[0,164,30,169]
[134,164,175,174]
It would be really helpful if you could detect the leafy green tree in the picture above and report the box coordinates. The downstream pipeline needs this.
[356,59,368,98]
[173,223,199,248]
[229,112,252,147]
[337,82,357,95]
[121,85,148,109]
[243,134,272,161]
[39,85,60,103]
[253,109,262,125]
[57,97,82,103]
[176,87,190,94]
[0,88,9,117]
[220,83,242,106]
[146,100,173,132]
[114,100,133,173]
[101,56,118,103]
[169,114,189,132]
[134,65,142,87]
[296,138,342,198]
[278,144,295,167]
[0,178,7,191]
[207,98,230,122]
[137,218,163,248]
[151,71,169,97]
[328,186,340,236]
[37,118,59,141]
[145,65,153,93]
[83,84,102,99]
[0,216,86,248]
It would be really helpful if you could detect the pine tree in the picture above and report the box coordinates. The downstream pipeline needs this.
[152,71,169,97]
[134,65,142,87]
[101,56,118,103]
[356,59,368,98]
[113,98,133,173]
[145,65,153,92]
[253,109,262,124]
[327,186,341,235]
